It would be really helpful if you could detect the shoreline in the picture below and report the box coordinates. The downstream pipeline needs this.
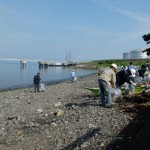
[0,73,96,92]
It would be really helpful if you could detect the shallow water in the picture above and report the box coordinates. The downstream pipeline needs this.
[0,61,96,90]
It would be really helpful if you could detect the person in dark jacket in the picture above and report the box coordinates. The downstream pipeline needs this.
[116,69,129,89]
[116,68,136,87]
[33,73,41,92]
[137,65,147,79]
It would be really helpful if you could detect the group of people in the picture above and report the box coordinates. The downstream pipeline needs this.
[33,69,77,92]
[98,62,150,108]
[33,63,149,107]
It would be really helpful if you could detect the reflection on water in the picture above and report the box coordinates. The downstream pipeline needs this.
[0,61,96,90]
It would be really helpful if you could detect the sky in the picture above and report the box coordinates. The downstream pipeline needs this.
[0,0,150,62]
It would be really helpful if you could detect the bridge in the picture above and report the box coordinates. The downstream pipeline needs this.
[0,58,53,62]
[0,58,59,68]
[0,58,77,67]
[0,58,57,63]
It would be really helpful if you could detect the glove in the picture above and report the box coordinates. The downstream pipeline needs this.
[130,81,137,86]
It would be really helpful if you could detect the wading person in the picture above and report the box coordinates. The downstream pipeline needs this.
[33,73,41,92]
[98,63,117,108]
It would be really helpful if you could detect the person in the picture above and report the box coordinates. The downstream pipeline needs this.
[121,66,125,70]
[116,69,129,89]
[137,65,147,82]
[125,68,137,93]
[33,73,41,92]
[128,62,134,70]
[98,63,117,108]
[138,65,147,77]
[71,69,77,82]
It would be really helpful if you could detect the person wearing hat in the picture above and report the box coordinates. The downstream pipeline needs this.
[98,63,117,108]
[125,68,137,93]
[33,72,41,92]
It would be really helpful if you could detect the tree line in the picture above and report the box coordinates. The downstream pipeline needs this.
[142,33,150,56]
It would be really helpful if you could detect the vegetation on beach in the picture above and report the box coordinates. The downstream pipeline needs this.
[78,59,150,69]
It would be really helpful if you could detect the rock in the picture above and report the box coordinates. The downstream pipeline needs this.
[71,105,76,109]
[51,122,57,127]
[45,114,48,117]
[89,124,97,129]
[54,102,62,107]
[27,100,31,104]
[54,109,65,117]
[100,142,105,147]
[37,108,43,113]
[81,142,89,148]
[7,116,18,120]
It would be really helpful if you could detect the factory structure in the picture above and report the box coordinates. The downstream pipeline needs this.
[123,49,150,59]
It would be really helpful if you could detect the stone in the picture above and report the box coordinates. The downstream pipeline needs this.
[54,109,65,117]
[54,102,62,107]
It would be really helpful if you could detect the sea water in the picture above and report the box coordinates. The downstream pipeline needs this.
[0,61,96,90]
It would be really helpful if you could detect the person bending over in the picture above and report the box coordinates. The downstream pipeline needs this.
[98,63,117,108]
[33,73,41,92]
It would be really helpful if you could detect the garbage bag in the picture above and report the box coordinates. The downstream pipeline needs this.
[146,74,150,82]
[74,76,77,81]
[111,88,122,101]
[39,83,45,92]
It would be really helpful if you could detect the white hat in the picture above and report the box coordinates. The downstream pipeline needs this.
[130,68,136,77]
[110,63,117,69]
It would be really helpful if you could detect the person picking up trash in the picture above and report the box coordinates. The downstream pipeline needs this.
[71,69,77,82]
[33,73,41,92]
[98,63,118,108]
[125,68,137,94]
[116,69,129,89]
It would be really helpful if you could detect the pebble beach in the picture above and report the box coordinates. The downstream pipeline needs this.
[0,73,148,150]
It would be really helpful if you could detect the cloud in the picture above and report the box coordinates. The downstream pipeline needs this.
[111,6,150,24]
[90,0,150,24]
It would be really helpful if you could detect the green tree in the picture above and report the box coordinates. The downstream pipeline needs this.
[142,33,150,55]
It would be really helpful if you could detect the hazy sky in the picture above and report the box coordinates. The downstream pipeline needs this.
[0,0,150,62]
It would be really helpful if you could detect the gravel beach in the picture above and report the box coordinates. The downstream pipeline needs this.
[0,73,150,150]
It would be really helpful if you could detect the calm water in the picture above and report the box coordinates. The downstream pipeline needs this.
[0,61,96,90]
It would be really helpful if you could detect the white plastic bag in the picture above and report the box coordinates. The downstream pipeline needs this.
[111,88,122,100]
[146,74,150,82]
[39,83,45,92]
[74,76,77,81]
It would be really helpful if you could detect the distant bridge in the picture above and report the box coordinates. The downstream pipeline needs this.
[0,58,76,67]
[0,58,56,63]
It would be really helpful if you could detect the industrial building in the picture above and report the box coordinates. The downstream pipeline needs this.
[123,49,149,59]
